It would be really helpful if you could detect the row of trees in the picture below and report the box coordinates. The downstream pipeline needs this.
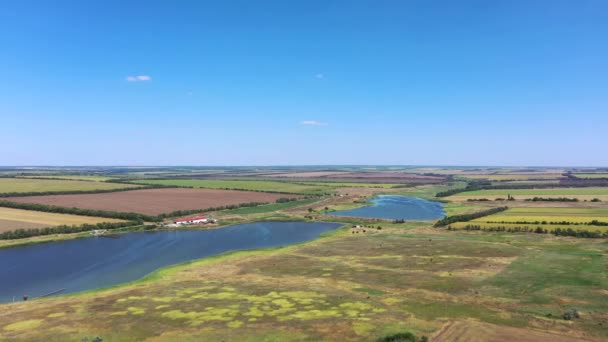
[434,207,508,227]
[525,197,579,202]
[485,219,608,226]
[0,200,159,222]
[450,224,608,239]
[0,221,145,240]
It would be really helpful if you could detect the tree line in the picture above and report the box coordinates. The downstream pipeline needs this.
[0,221,146,240]
[451,224,608,239]
[485,219,608,226]
[433,207,508,227]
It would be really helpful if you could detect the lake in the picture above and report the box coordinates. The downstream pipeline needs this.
[0,221,342,303]
[328,195,445,220]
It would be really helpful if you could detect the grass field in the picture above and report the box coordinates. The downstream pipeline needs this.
[572,173,608,179]
[0,178,141,194]
[460,174,563,181]
[1,229,606,341]
[448,187,608,201]
[132,179,332,194]
[0,207,124,233]
[18,175,117,182]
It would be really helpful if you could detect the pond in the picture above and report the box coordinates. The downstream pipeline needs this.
[328,195,445,220]
[0,221,342,303]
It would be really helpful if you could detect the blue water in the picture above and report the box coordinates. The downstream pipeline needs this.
[0,221,341,303]
[329,195,445,220]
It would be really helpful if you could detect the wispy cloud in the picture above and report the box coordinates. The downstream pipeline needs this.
[315,73,324,79]
[126,75,152,82]
[300,120,328,126]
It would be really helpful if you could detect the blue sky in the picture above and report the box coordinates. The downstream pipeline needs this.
[1,0,606,166]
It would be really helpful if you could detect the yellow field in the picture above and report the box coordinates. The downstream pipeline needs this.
[0,207,124,232]
[449,207,608,232]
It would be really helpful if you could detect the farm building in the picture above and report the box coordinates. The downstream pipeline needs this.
[174,216,209,225]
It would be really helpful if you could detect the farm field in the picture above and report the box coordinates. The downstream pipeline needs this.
[449,207,608,233]
[448,187,608,201]
[0,207,124,233]
[17,175,117,182]
[573,173,608,179]
[4,188,300,216]
[459,173,564,181]
[0,178,141,194]
[1,229,606,341]
[131,179,332,194]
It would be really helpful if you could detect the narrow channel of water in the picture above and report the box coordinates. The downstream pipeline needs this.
[328,195,445,220]
[0,221,342,303]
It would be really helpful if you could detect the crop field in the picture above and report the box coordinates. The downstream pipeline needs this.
[132,179,332,194]
[573,173,608,179]
[4,188,300,216]
[0,207,124,233]
[17,175,117,182]
[449,207,608,233]
[460,173,563,181]
[1,230,606,341]
[0,178,141,194]
[448,187,608,201]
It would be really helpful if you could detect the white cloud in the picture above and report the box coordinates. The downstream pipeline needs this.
[300,120,328,126]
[126,75,152,82]
[315,73,324,79]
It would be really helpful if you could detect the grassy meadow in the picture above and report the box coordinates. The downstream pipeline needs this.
[0,178,141,194]
[1,227,606,341]
[17,175,117,182]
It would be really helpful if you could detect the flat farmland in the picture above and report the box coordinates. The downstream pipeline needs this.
[573,173,608,179]
[0,207,124,233]
[448,187,608,201]
[450,207,608,233]
[18,175,117,182]
[4,188,300,215]
[131,179,330,194]
[0,178,141,194]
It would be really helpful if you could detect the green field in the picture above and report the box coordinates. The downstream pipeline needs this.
[132,179,333,194]
[572,173,608,179]
[18,175,117,182]
[449,187,608,201]
[0,178,142,194]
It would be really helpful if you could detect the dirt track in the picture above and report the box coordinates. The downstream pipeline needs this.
[5,188,299,215]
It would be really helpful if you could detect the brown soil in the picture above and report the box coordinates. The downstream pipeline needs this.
[0,219,47,232]
[4,188,299,216]
[432,320,599,342]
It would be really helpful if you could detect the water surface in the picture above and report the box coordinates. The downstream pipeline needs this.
[0,221,341,303]
[329,195,444,220]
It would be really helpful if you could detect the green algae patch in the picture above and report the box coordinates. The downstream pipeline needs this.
[353,322,375,336]
[3,319,43,331]
[47,312,66,318]
[227,320,243,328]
